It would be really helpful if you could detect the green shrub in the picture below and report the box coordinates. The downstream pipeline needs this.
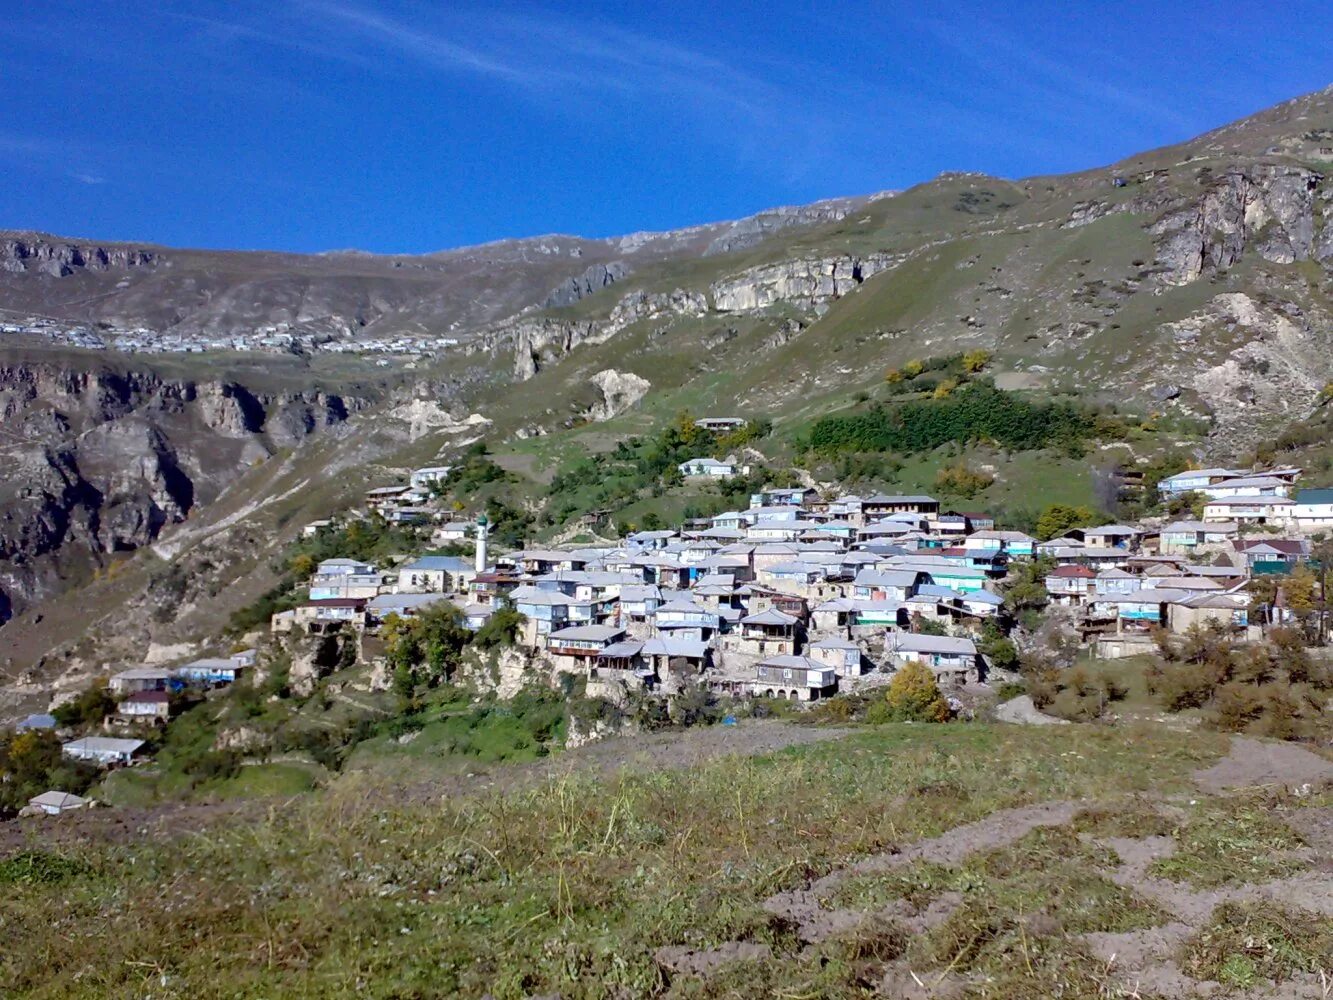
[0,851,90,886]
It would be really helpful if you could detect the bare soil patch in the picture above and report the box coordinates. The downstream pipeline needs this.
[1193,737,1333,794]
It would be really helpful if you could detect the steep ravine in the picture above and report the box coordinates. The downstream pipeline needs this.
[0,361,366,626]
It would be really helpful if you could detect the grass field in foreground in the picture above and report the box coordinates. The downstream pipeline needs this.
[0,722,1245,999]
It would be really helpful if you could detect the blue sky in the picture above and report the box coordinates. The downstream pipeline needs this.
[3,2,1329,253]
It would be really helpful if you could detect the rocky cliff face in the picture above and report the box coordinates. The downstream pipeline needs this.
[542,261,631,308]
[1150,165,1325,284]
[499,251,908,378]
[701,195,892,256]
[711,252,904,313]
[0,361,361,624]
[0,236,158,277]
[506,287,708,379]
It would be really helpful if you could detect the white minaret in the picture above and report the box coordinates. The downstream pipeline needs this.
[474,513,489,573]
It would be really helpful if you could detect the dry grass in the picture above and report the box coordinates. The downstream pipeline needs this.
[0,723,1227,998]
[1180,901,1333,987]
[1147,801,1307,888]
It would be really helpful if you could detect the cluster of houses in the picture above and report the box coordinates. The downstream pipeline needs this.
[11,650,258,792]
[277,488,1018,703]
[1,316,461,359]
[12,457,1328,818]
[1158,467,1333,529]
[272,461,1333,700]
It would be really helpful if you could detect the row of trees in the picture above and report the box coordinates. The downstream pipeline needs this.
[808,380,1100,456]
[1149,624,1331,740]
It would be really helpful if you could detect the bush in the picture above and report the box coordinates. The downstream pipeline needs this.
[1034,504,1100,541]
[869,661,950,723]
[1209,682,1266,732]
[1157,662,1220,711]
[934,462,995,498]
[472,608,524,649]
[1154,630,1332,740]
[51,680,115,730]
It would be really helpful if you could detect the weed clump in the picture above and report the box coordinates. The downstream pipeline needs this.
[1181,901,1333,986]
[0,850,90,886]
[1148,804,1305,888]
[1071,799,1176,839]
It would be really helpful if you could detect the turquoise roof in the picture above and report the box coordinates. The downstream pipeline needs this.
[1296,488,1333,505]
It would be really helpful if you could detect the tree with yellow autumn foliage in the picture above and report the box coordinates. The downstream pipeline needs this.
[869,659,951,723]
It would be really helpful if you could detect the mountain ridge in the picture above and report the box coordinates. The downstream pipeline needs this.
[5,86,1333,683]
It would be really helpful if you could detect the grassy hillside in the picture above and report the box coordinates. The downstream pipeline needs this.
[6,719,1333,999]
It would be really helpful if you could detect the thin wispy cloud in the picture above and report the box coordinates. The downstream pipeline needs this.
[909,14,1196,134]
[299,1,548,84]
[180,1,883,182]
[69,172,107,185]
[0,131,64,157]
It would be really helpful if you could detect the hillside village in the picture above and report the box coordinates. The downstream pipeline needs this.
[6,412,1333,818]
[14,19,1333,994]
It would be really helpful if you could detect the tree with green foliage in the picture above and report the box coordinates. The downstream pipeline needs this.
[713,418,772,455]
[1034,503,1099,541]
[0,730,99,817]
[808,380,1101,456]
[1003,557,1054,614]
[484,497,533,549]
[978,619,1019,672]
[51,679,115,730]
[1164,491,1208,521]
[909,613,948,636]
[869,660,950,723]
[384,604,471,688]
[473,607,524,649]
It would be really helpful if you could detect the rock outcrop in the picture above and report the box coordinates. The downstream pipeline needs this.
[1178,292,1332,448]
[507,287,706,379]
[0,360,361,624]
[587,369,651,421]
[1151,166,1324,284]
[711,253,903,312]
[542,261,630,308]
[0,236,158,277]
[702,198,877,256]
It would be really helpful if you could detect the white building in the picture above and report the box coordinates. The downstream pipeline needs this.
[396,555,474,594]
[62,737,145,766]
[27,791,90,815]
[1287,488,1333,530]
[1203,496,1295,524]
[410,466,454,489]
[678,457,748,478]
